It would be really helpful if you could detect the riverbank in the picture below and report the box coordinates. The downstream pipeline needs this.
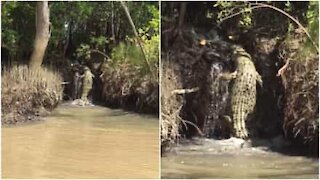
[1,65,63,125]
[99,59,159,114]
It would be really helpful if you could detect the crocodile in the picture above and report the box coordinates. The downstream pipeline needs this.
[81,66,94,105]
[221,46,262,139]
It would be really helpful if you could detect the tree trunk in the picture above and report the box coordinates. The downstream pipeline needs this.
[178,3,187,28]
[29,1,50,68]
[111,1,116,43]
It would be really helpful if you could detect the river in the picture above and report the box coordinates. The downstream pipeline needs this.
[2,104,159,178]
[162,138,319,179]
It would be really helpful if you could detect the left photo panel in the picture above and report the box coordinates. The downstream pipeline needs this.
[1,1,160,179]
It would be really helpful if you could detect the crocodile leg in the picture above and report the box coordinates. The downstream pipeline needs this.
[236,112,242,138]
[218,71,238,80]
[238,88,245,138]
[232,97,239,137]
[238,112,248,139]
[240,98,249,139]
[233,104,244,138]
[240,112,248,138]
[234,94,249,139]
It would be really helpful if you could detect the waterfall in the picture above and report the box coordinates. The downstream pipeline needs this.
[204,62,231,138]
[72,71,82,100]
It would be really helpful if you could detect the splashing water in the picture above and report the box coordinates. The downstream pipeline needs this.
[204,62,231,138]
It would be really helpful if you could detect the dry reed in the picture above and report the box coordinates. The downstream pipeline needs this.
[1,65,63,124]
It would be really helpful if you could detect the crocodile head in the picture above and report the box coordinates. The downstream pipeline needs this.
[231,45,252,67]
[232,45,251,58]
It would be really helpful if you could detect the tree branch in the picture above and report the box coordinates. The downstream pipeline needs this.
[218,3,319,53]
[251,3,319,53]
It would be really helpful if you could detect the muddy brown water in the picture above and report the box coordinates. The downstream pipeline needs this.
[162,138,319,179]
[2,105,159,179]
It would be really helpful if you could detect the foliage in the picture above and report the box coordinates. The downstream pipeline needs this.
[142,34,159,70]
[306,1,319,42]
[1,2,18,50]
[283,1,319,61]
[76,44,91,60]
[303,1,319,54]
[1,1,159,118]
[1,1,159,63]
[146,4,160,34]
[214,1,253,29]
[48,2,93,52]
[110,35,159,77]
[90,1,159,112]
[73,1,159,78]
[1,2,35,61]
[111,43,142,65]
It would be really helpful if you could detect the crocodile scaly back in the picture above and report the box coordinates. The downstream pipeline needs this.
[231,46,262,139]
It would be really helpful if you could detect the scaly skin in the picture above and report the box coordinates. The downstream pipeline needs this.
[227,46,262,139]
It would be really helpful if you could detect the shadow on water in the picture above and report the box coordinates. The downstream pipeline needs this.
[99,106,158,120]
[250,139,317,158]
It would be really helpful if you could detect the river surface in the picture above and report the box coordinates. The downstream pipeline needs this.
[162,138,319,179]
[2,104,159,179]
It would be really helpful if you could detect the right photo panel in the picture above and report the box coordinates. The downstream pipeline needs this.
[161,1,319,179]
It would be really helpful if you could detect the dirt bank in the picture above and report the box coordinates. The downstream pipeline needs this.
[99,61,159,114]
[1,65,63,125]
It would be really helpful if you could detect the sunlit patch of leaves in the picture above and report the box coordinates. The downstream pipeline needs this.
[214,1,253,29]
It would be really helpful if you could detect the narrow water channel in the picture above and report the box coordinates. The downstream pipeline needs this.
[162,139,319,179]
[2,104,159,179]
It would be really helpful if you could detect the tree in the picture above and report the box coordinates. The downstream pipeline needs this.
[29,1,50,68]
[120,1,156,81]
